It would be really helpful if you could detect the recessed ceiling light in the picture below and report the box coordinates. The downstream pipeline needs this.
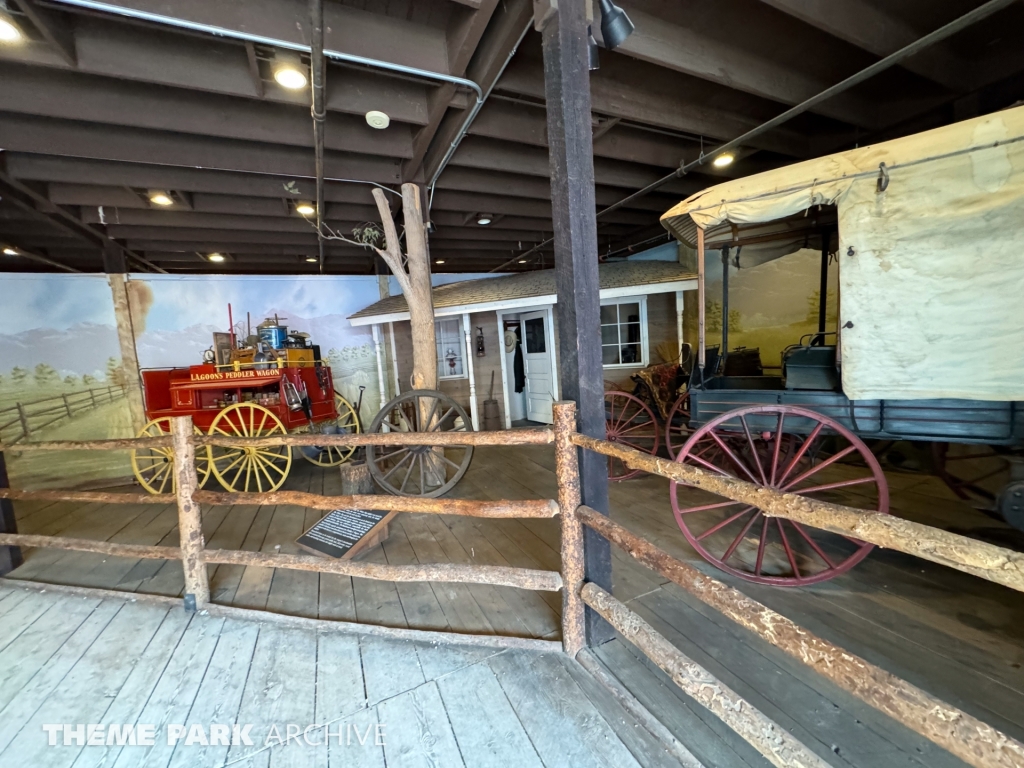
[476,214,493,226]
[272,51,307,90]
[518,259,526,264]
[712,153,735,168]
[366,111,390,130]
[305,256,318,263]
[435,259,445,265]
[148,190,174,206]
[3,247,18,256]
[295,201,316,216]
[0,15,22,43]
[207,253,226,263]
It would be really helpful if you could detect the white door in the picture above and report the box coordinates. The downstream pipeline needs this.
[521,310,553,423]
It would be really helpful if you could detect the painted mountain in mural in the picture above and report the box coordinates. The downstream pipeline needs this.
[0,322,121,378]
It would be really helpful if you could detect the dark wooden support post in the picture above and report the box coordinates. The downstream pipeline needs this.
[171,416,209,609]
[537,0,612,646]
[721,246,730,361]
[0,449,22,576]
[554,401,585,655]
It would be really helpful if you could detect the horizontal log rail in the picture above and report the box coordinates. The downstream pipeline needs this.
[0,489,170,505]
[572,433,1024,595]
[0,489,558,519]
[193,491,558,518]
[1,427,553,453]
[581,582,832,768]
[576,505,1024,768]
[0,533,562,591]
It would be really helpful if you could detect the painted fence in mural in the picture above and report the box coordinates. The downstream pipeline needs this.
[0,385,126,445]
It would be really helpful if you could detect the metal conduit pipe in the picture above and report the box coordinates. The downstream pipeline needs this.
[308,0,326,272]
[490,0,1020,272]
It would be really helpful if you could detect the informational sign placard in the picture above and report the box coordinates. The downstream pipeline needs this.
[296,508,394,560]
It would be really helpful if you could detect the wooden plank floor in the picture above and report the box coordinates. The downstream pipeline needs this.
[0,582,679,768]
[5,445,1024,767]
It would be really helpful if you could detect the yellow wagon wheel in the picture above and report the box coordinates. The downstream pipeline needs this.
[131,417,211,495]
[208,402,292,493]
[299,393,360,467]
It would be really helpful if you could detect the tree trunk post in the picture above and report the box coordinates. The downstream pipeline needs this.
[554,401,585,656]
[16,403,29,439]
[0,449,22,576]
[107,274,147,433]
[171,415,209,609]
[537,0,613,646]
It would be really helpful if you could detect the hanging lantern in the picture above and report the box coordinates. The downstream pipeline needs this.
[475,327,486,357]
[445,347,458,374]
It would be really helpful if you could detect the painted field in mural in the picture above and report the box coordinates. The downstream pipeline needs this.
[0,274,134,489]
[131,274,383,427]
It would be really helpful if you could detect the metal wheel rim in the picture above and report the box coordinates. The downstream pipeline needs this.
[131,417,210,495]
[299,394,360,467]
[208,403,292,493]
[366,389,474,498]
[664,390,691,459]
[605,391,660,481]
[669,404,889,586]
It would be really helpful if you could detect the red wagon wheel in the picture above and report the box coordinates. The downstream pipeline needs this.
[605,391,660,481]
[669,405,888,586]
[665,390,691,458]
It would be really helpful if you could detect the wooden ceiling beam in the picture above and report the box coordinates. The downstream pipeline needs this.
[10,0,77,67]
[0,16,435,124]
[758,0,971,93]
[430,189,654,226]
[594,5,880,130]
[498,55,811,158]
[402,0,505,182]
[0,64,415,159]
[50,0,452,74]
[418,0,533,183]
[0,113,403,184]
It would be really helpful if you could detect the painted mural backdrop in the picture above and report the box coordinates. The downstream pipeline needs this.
[0,274,134,489]
[131,274,382,425]
[699,248,839,369]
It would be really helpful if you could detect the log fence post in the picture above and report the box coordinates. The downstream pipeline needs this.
[0,448,22,576]
[90,389,97,408]
[171,415,210,609]
[16,403,29,439]
[554,401,586,656]
[62,394,73,418]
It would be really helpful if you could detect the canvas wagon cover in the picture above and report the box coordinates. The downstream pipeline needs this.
[661,106,1024,401]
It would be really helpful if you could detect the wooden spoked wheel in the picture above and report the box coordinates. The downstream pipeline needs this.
[131,417,211,495]
[208,403,292,493]
[669,405,889,586]
[605,391,660,481]
[366,390,473,498]
[299,394,360,467]
[664,390,691,459]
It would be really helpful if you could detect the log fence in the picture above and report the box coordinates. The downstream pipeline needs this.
[1,401,1022,767]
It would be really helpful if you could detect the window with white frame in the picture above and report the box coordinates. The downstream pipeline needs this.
[601,297,647,367]
[435,319,466,379]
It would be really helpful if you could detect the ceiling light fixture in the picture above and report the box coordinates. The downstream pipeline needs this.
[587,26,600,71]
[3,247,18,256]
[365,111,390,130]
[305,256,318,263]
[207,253,226,263]
[598,0,635,50]
[295,201,316,216]
[272,51,308,90]
[518,259,527,264]
[476,214,493,226]
[0,13,22,43]
[148,190,174,206]
[712,153,735,168]
[435,259,445,265]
